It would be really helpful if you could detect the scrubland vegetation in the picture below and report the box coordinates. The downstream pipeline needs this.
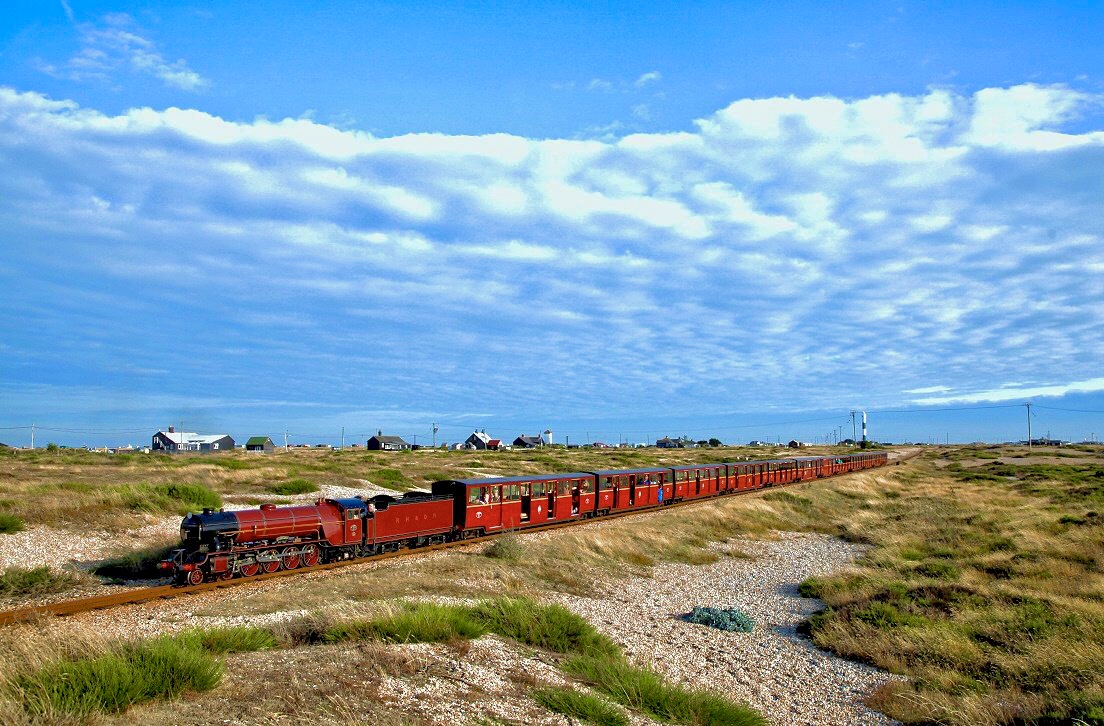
[0,597,763,725]
[1,444,1101,724]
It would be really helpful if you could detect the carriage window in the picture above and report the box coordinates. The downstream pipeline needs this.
[468,489,480,504]
[559,480,572,495]
[580,479,594,493]
[656,473,666,484]
[600,476,613,490]
[532,482,546,496]
[347,509,359,520]
[503,485,520,501]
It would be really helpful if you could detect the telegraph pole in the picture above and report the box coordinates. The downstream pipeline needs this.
[30,423,35,450]
[341,427,345,450]
[850,411,856,443]
[284,429,289,451]
[432,423,439,448]
[1025,403,1032,448]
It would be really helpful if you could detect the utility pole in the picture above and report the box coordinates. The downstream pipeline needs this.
[1025,403,1032,448]
[341,427,345,450]
[30,423,35,450]
[850,411,856,443]
[284,429,289,451]
[432,423,439,448]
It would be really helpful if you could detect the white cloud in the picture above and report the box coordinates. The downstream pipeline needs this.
[634,71,662,88]
[38,14,208,91]
[1,83,1103,419]
[913,378,1104,405]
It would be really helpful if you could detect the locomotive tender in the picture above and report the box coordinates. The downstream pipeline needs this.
[162,451,887,585]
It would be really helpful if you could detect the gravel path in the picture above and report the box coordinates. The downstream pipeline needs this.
[552,532,903,726]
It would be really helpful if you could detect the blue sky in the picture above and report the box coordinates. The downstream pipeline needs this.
[1,1,1103,447]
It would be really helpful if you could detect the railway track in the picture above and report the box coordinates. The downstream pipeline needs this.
[0,451,917,625]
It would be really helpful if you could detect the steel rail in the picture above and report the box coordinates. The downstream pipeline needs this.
[0,453,912,625]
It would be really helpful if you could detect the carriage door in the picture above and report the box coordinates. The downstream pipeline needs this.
[629,475,637,504]
[521,483,531,521]
[344,507,362,544]
[572,479,581,515]
[547,481,557,518]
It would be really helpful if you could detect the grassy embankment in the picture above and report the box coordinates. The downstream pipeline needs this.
[0,597,763,725]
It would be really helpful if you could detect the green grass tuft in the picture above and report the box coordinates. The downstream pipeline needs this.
[682,606,755,633]
[264,478,320,495]
[13,637,222,717]
[173,626,277,654]
[0,513,26,534]
[469,597,620,658]
[92,541,178,579]
[325,602,486,644]
[0,566,81,598]
[484,532,524,563]
[531,686,629,726]
[563,654,766,726]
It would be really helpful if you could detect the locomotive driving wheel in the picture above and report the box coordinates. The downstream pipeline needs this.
[259,548,281,574]
[280,546,301,570]
[186,568,204,586]
[217,569,234,581]
[239,562,260,577]
[301,543,321,567]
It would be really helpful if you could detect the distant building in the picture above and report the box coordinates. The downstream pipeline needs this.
[246,436,275,453]
[591,442,610,448]
[748,440,769,447]
[788,440,807,448]
[656,437,678,449]
[465,430,492,450]
[152,427,234,453]
[513,435,543,448]
[367,432,412,451]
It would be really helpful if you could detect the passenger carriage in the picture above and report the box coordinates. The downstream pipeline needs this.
[589,467,666,513]
[431,473,597,536]
[670,464,726,499]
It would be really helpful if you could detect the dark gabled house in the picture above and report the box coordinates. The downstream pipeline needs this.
[512,435,543,449]
[152,427,234,453]
[367,433,412,451]
[246,436,275,453]
[656,437,678,449]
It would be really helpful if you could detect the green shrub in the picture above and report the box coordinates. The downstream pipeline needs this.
[532,686,629,726]
[484,533,524,563]
[370,468,414,490]
[681,606,755,633]
[92,541,178,579]
[265,478,319,495]
[563,654,765,726]
[13,637,222,717]
[916,561,960,580]
[797,577,825,598]
[0,513,24,534]
[0,566,80,597]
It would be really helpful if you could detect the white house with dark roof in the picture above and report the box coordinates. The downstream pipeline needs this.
[152,427,234,453]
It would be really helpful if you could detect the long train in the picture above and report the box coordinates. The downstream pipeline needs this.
[161,451,888,585]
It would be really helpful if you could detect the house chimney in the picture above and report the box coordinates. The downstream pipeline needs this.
[377,429,382,437]
[169,425,175,434]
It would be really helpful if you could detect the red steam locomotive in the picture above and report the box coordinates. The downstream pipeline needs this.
[162,451,887,585]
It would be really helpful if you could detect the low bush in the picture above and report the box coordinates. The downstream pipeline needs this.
[531,686,629,726]
[0,513,24,534]
[563,654,765,726]
[0,566,81,598]
[118,483,221,515]
[681,606,755,633]
[370,468,414,490]
[265,478,319,495]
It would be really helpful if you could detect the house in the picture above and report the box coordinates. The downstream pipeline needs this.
[465,430,492,450]
[788,440,807,448]
[656,437,678,449]
[152,427,234,453]
[748,440,769,447]
[676,437,698,448]
[246,436,275,453]
[591,442,610,449]
[512,435,543,448]
[486,439,504,451]
[367,432,412,451]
